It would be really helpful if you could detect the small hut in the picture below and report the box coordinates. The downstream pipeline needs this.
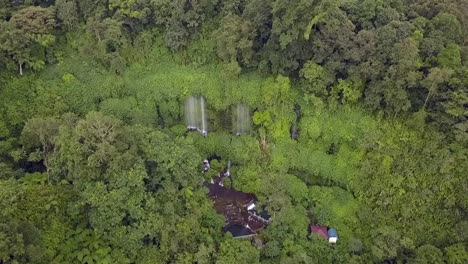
[310,225,338,244]
[328,228,338,244]
[310,225,328,240]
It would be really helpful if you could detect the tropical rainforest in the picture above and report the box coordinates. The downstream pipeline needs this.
[0,0,467,263]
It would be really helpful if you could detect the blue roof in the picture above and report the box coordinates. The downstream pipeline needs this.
[328,228,338,238]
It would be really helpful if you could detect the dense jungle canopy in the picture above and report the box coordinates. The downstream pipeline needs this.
[0,0,467,263]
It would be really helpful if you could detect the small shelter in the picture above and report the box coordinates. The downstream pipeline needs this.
[310,225,328,240]
[328,228,338,244]
[310,225,338,244]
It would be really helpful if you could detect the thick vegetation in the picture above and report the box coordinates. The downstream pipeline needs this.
[0,0,467,263]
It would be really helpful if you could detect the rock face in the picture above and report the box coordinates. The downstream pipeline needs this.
[205,161,271,238]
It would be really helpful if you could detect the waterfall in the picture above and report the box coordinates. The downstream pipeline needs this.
[232,103,251,136]
[200,96,207,136]
[226,160,231,176]
[184,96,208,136]
[185,96,198,130]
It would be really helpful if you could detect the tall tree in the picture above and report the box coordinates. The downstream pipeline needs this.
[21,117,61,182]
[55,0,79,31]
[0,6,55,74]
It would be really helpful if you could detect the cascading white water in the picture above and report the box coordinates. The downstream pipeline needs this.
[232,103,250,135]
[200,96,207,136]
[185,96,198,130]
[184,96,208,136]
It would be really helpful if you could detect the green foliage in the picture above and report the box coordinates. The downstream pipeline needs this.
[412,244,444,264]
[53,227,112,264]
[309,186,359,240]
[55,0,79,31]
[330,78,364,104]
[444,243,468,264]
[214,14,255,65]
[0,1,466,262]
[109,0,151,20]
[438,44,462,68]
[0,5,56,75]
[216,236,260,264]
[151,0,217,51]
[84,17,128,73]
[299,61,333,96]
[0,178,74,263]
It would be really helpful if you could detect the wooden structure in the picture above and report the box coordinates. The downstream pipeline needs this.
[206,161,271,238]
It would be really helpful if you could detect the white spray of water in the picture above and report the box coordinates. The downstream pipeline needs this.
[185,96,208,136]
[200,96,207,136]
[185,96,197,129]
[232,103,251,135]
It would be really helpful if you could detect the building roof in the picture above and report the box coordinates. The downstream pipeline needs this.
[207,183,270,233]
[206,164,271,238]
[259,210,272,221]
[224,224,256,238]
[207,184,256,206]
[310,225,329,239]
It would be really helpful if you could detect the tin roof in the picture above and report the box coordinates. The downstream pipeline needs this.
[310,225,329,239]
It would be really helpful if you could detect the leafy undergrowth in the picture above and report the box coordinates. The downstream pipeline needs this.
[1,41,466,263]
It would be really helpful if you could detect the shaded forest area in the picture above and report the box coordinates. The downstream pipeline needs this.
[0,0,467,263]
